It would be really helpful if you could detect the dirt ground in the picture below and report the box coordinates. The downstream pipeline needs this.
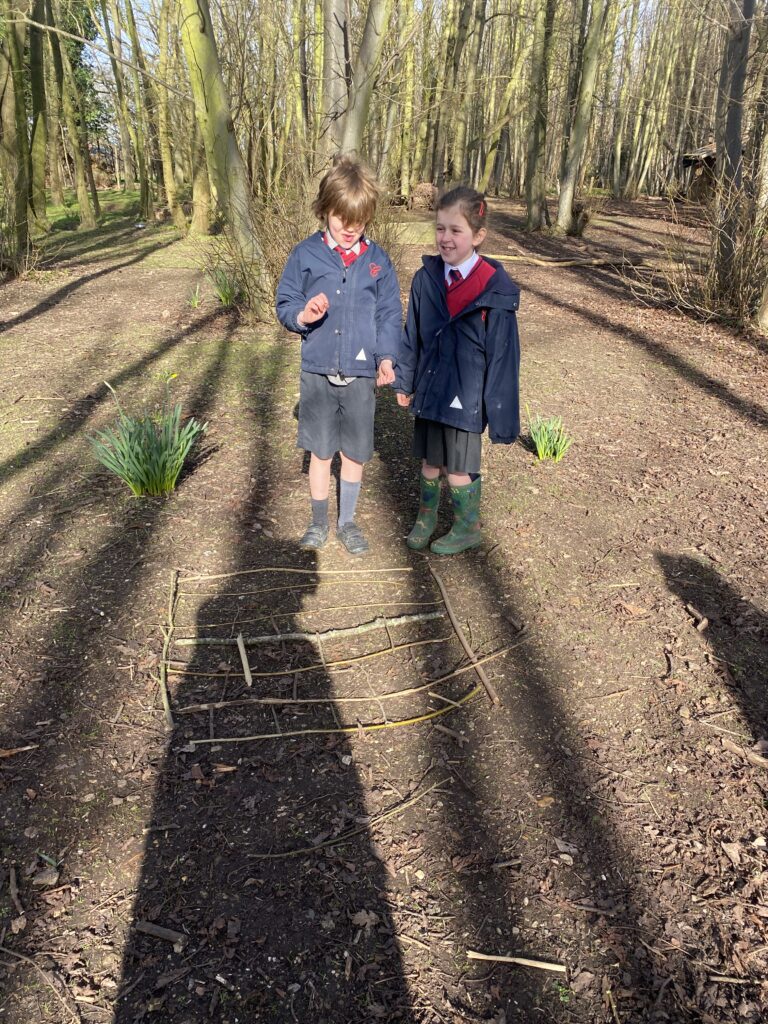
[1,194,767,1024]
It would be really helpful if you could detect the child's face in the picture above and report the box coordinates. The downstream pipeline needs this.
[327,211,366,250]
[435,205,486,266]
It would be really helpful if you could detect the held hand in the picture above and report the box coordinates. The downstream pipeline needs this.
[376,359,395,386]
[299,292,329,325]
[396,392,412,408]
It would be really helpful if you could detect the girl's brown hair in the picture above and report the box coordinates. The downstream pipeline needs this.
[437,186,487,233]
[312,156,380,226]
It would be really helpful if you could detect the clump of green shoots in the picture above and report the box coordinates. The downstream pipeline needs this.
[89,374,207,497]
[208,267,241,307]
[526,405,573,463]
[188,283,202,308]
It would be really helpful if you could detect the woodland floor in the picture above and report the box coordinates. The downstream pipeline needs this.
[0,192,767,1024]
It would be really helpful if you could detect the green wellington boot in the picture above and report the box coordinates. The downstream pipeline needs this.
[406,475,441,550]
[430,477,482,555]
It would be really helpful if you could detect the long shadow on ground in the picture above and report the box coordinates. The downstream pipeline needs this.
[114,340,415,1023]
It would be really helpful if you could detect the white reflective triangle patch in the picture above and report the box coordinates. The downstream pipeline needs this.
[355,348,367,361]
[449,395,463,410]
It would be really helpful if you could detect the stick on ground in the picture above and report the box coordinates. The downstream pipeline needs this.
[429,567,500,704]
[466,949,566,973]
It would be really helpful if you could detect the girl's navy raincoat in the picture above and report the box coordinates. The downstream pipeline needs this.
[276,232,402,378]
[395,255,521,443]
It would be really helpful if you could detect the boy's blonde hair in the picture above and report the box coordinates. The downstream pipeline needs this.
[312,156,380,227]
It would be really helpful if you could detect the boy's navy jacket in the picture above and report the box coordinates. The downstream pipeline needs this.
[395,255,521,443]
[276,232,402,378]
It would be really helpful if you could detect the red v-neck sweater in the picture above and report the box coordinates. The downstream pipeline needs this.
[445,257,496,318]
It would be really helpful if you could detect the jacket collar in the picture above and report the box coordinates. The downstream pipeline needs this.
[421,254,519,313]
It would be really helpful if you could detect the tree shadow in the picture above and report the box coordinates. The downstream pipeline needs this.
[372,389,712,1020]
[114,340,415,1022]
[656,553,768,738]
[0,326,236,1020]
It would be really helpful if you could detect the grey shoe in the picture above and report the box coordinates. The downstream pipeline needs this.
[299,523,329,549]
[336,521,369,555]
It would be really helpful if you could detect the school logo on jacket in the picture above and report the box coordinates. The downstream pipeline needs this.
[449,395,463,409]
[356,348,367,361]
[369,263,381,278]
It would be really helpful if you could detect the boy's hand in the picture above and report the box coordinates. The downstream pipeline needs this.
[376,359,395,386]
[396,392,412,408]
[298,293,329,326]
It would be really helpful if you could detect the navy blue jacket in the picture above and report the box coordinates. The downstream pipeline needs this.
[395,255,521,442]
[275,232,402,378]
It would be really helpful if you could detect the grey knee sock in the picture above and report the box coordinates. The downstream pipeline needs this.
[311,497,328,528]
[338,479,361,526]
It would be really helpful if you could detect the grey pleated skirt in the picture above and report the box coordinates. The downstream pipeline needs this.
[412,417,482,474]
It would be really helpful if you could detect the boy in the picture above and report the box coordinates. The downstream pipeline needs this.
[276,157,401,554]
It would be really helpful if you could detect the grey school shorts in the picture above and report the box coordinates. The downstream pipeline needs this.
[297,370,376,463]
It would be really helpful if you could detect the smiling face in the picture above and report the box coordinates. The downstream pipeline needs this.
[435,204,487,266]
[327,211,366,250]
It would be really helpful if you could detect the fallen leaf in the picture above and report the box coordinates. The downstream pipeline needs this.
[351,909,380,931]
[572,971,595,994]
[32,868,60,887]
[537,796,555,808]
[722,842,741,867]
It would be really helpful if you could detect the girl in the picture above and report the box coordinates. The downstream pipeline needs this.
[395,187,520,555]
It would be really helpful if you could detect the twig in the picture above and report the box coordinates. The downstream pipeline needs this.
[0,944,80,1021]
[9,866,24,917]
[158,570,178,728]
[175,611,444,647]
[466,949,566,973]
[708,975,754,984]
[236,633,253,688]
[180,599,442,629]
[0,745,39,759]
[433,723,468,746]
[177,578,404,598]
[723,737,768,769]
[135,921,188,948]
[429,567,500,705]
[168,635,452,681]
[249,778,447,859]
[189,684,482,747]
[176,643,518,715]
[182,565,413,582]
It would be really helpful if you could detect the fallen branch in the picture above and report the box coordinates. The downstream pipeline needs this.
[158,570,178,728]
[0,745,38,759]
[429,567,500,705]
[466,949,566,973]
[175,611,444,647]
[181,565,413,582]
[0,944,80,1021]
[236,633,252,688]
[181,599,442,630]
[249,777,447,859]
[176,643,519,715]
[135,920,188,949]
[722,737,768,769]
[9,865,24,917]
[188,683,482,747]
[168,634,452,681]
[178,578,403,599]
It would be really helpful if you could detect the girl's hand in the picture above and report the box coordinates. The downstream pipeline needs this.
[396,393,412,408]
[376,359,395,386]
[298,293,329,325]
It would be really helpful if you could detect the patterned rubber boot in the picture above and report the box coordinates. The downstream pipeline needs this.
[430,477,482,555]
[406,475,441,550]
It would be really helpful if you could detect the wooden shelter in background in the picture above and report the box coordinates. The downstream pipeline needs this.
[682,142,716,202]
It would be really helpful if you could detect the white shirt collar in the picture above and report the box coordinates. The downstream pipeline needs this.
[444,250,479,282]
[325,229,363,255]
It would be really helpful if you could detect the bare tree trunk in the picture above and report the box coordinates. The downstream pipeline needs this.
[179,0,269,299]
[555,0,610,234]
[99,0,135,189]
[525,0,556,230]
[29,0,48,227]
[190,123,211,236]
[716,0,755,296]
[157,0,186,230]
[0,14,29,269]
[320,0,347,159]
[399,0,415,197]
[452,0,486,180]
[339,0,392,156]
